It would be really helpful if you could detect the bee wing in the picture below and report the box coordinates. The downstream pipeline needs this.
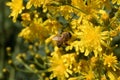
[52,36,61,41]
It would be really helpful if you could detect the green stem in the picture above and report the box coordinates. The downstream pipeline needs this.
[34,58,46,69]
[21,60,34,72]
[67,4,87,14]
[9,67,15,80]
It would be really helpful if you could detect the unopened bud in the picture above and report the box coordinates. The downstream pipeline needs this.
[6,47,11,52]
[2,68,8,73]
[8,60,12,64]
[30,64,35,69]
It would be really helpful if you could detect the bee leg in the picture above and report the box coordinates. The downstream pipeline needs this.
[64,42,69,46]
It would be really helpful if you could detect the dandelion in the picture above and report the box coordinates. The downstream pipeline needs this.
[6,0,24,22]
[103,53,118,71]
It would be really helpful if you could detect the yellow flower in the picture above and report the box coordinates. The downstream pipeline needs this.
[19,27,34,42]
[49,56,68,79]
[101,75,107,80]
[43,19,62,34]
[103,53,118,71]
[21,13,31,21]
[110,26,120,37]
[82,69,94,80]
[26,0,51,10]
[90,56,98,68]
[112,0,120,5]
[48,47,73,79]
[118,76,120,80]
[73,21,109,57]
[58,5,73,20]
[71,0,102,15]
[79,25,106,56]
[78,60,89,73]
[26,0,42,9]
[62,53,76,70]
[19,18,49,42]
[6,0,24,22]
[68,77,78,80]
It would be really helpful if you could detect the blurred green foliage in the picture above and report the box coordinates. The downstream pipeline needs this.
[0,0,41,80]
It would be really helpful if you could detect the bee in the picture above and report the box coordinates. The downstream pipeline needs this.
[52,32,72,47]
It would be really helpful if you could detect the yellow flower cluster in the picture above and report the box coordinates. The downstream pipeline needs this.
[103,53,118,71]
[66,20,109,57]
[6,0,24,22]
[6,0,120,80]
[19,17,49,42]
[48,47,75,79]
